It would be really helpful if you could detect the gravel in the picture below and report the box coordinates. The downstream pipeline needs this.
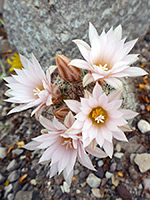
[134,153,150,173]
[0,147,7,159]
[8,170,20,183]
[137,119,150,133]
[86,173,101,188]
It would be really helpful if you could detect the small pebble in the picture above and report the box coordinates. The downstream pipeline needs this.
[91,188,101,198]
[129,165,139,180]
[76,189,81,194]
[0,147,7,159]
[130,153,136,164]
[94,167,104,178]
[8,170,20,182]
[7,193,14,200]
[30,179,37,186]
[137,119,150,133]
[0,173,5,184]
[86,173,101,188]
[114,152,124,159]
[105,172,113,179]
[79,171,87,179]
[134,153,150,173]
[12,149,23,156]
[7,159,18,171]
[117,185,131,200]
[143,178,150,191]
[20,155,26,160]
[4,184,13,197]
[15,191,33,200]
[138,184,143,190]
[97,160,104,167]
[61,181,70,193]
[116,143,121,152]
[111,175,119,187]
[74,169,79,175]
[110,162,117,172]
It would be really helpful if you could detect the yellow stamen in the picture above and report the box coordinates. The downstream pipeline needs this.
[33,86,45,97]
[88,106,107,126]
[98,64,109,71]
[61,138,73,150]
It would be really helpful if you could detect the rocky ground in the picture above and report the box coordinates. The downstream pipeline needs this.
[0,13,150,200]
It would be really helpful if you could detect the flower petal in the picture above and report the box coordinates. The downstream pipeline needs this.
[78,142,96,171]
[123,67,148,77]
[83,73,94,87]
[64,100,81,114]
[92,82,103,100]
[73,39,91,63]
[120,109,138,119]
[103,140,113,158]
[69,59,90,70]
[105,77,123,89]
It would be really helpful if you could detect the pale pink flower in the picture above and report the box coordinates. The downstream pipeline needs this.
[23,112,107,185]
[4,54,59,117]
[65,83,138,158]
[70,23,147,88]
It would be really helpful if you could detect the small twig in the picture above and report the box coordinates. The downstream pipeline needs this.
[134,174,148,186]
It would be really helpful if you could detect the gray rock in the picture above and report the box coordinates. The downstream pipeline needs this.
[110,162,117,172]
[118,139,145,154]
[7,159,18,171]
[134,153,150,173]
[12,149,23,156]
[0,147,7,159]
[105,172,113,179]
[4,184,13,198]
[114,152,124,159]
[130,153,136,164]
[91,188,101,198]
[97,160,104,167]
[8,170,20,182]
[143,178,150,191]
[137,119,150,133]
[129,165,139,180]
[15,191,33,200]
[3,0,150,69]
[94,167,104,179]
[61,181,70,193]
[86,173,101,188]
[0,173,5,184]
[7,193,14,200]
[13,181,22,194]
[79,171,87,179]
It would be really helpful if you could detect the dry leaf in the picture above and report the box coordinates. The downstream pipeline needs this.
[18,174,28,184]
[146,104,150,111]
[141,62,146,68]
[118,172,124,177]
[16,141,25,148]
[7,145,15,154]
[3,180,9,186]
[139,84,147,91]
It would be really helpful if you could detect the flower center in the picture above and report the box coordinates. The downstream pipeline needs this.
[33,86,45,97]
[98,64,109,71]
[88,106,107,126]
[61,137,73,150]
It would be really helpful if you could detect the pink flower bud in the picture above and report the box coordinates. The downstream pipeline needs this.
[55,54,81,83]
